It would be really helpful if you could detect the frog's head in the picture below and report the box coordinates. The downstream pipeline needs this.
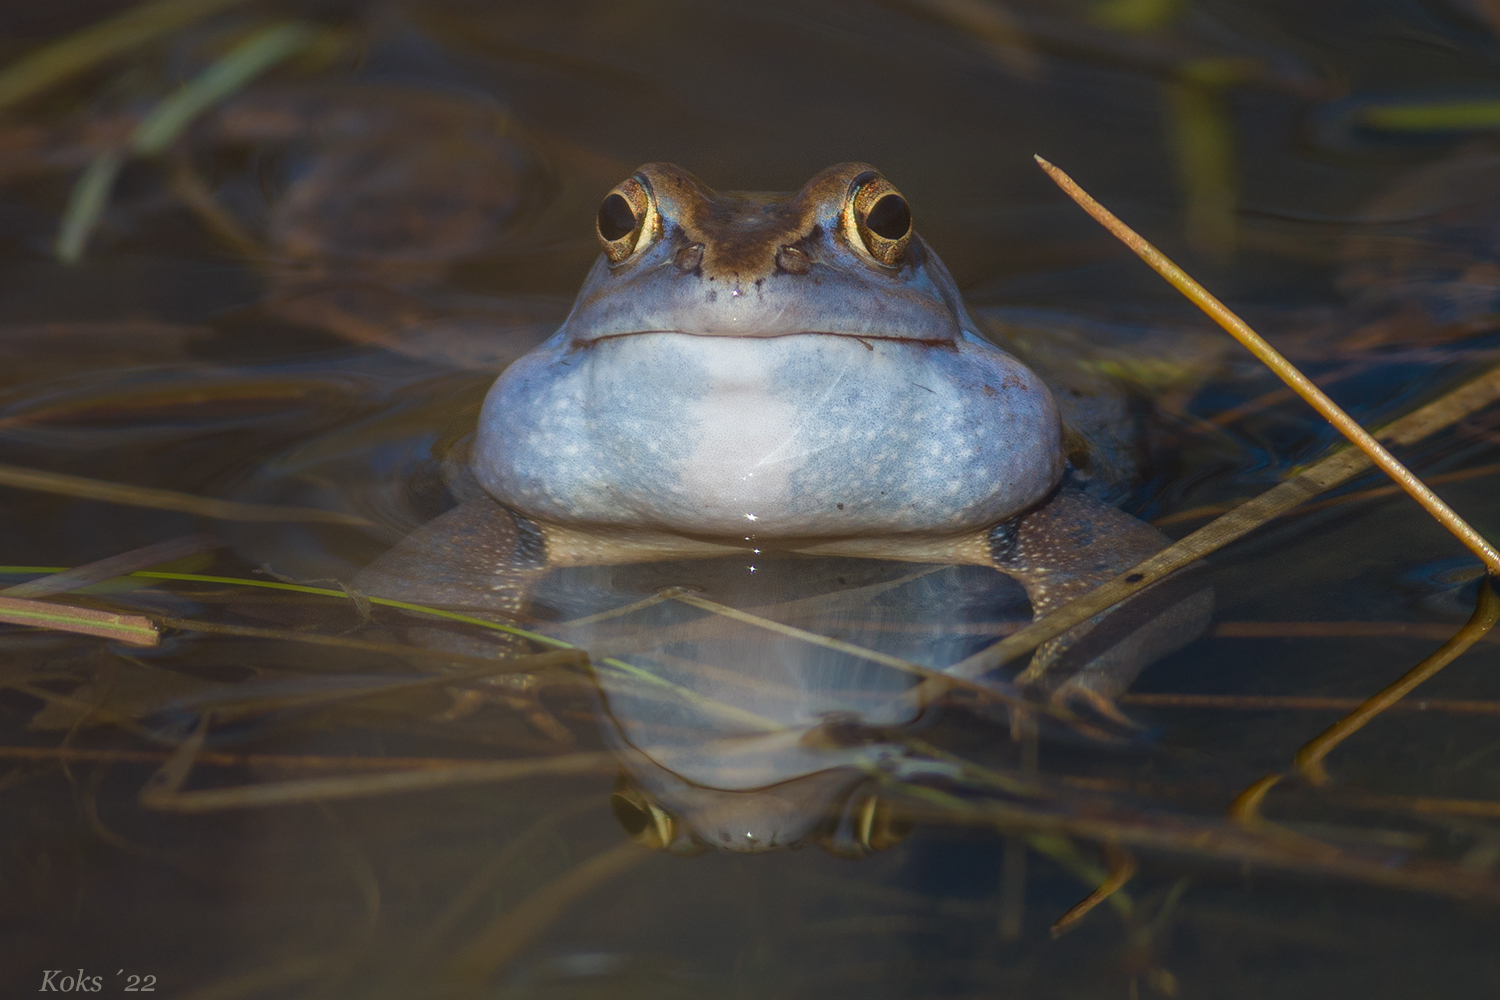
[474,162,1062,538]
[561,162,969,344]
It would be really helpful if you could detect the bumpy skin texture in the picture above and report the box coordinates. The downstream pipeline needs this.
[476,331,1059,536]
[998,490,1214,705]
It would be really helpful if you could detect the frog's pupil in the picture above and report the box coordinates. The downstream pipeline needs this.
[611,793,651,835]
[866,194,911,240]
[598,193,638,241]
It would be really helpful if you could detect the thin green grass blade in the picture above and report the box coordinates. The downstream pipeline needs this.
[53,21,317,263]
[0,0,248,110]
[129,22,316,156]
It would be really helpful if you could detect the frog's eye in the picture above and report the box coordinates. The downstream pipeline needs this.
[817,788,913,858]
[847,175,913,268]
[611,781,675,848]
[596,177,655,264]
[610,778,709,856]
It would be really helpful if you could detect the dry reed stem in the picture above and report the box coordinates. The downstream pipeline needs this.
[899,782,1500,900]
[0,744,554,770]
[1120,692,1500,715]
[0,594,158,645]
[1155,458,1500,524]
[944,356,1500,681]
[170,651,587,722]
[0,462,371,524]
[139,713,618,812]
[1035,154,1500,573]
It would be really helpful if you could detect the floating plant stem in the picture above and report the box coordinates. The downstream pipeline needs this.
[1035,154,1500,574]
[0,594,157,646]
[54,22,317,263]
[1,534,218,598]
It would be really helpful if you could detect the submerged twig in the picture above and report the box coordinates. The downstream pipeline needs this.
[896,781,1500,901]
[442,841,648,986]
[1294,578,1500,784]
[1035,154,1500,574]
[1050,842,1138,937]
[156,615,586,672]
[1230,559,1500,820]
[140,737,617,812]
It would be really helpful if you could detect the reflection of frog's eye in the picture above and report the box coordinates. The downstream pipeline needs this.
[596,177,655,264]
[847,175,913,269]
[818,788,913,858]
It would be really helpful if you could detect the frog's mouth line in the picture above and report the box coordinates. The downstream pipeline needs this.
[574,330,955,349]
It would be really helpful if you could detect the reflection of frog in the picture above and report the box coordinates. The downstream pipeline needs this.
[357,163,1211,851]
[198,85,573,367]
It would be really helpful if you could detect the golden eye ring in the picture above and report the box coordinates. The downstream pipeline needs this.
[845,174,913,268]
[610,782,676,849]
[817,789,914,857]
[596,175,656,265]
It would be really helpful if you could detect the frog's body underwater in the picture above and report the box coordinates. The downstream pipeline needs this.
[357,162,1212,853]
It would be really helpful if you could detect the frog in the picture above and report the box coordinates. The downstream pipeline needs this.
[354,162,1212,852]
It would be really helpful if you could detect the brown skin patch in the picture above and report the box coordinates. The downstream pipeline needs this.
[636,162,882,284]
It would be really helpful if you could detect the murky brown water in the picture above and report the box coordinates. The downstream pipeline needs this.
[4,1,1500,997]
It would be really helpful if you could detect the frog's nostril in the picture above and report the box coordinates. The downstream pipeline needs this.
[775,245,812,274]
[675,243,705,272]
[598,193,638,242]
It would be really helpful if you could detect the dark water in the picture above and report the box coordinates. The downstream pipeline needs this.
[3,1,1500,997]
